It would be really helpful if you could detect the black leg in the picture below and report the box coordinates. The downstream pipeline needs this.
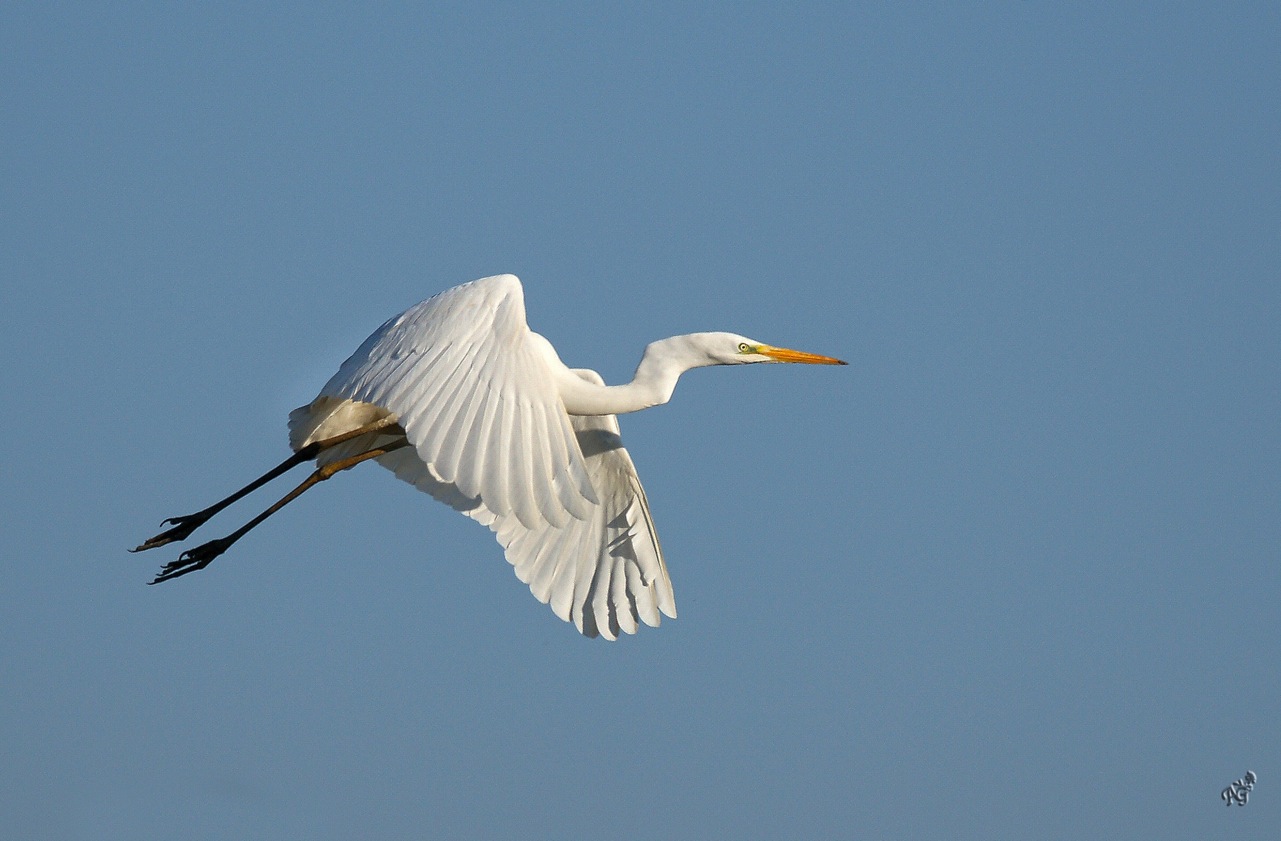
[149,439,409,584]
[132,415,404,552]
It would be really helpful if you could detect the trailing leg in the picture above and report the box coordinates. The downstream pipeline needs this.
[132,415,404,552]
[149,439,409,583]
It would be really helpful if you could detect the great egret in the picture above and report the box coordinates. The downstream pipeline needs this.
[134,274,845,639]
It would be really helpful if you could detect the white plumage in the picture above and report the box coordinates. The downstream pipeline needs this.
[136,274,845,639]
[292,277,673,638]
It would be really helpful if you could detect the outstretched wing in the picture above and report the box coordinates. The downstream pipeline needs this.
[375,383,676,639]
[310,274,676,638]
[316,274,598,529]
[549,387,675,638]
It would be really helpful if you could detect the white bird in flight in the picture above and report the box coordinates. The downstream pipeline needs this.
[134,274,846,639]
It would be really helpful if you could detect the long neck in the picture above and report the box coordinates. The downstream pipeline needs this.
[556,335,712,416]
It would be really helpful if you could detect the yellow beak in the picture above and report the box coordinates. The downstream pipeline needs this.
[758,345,848,365]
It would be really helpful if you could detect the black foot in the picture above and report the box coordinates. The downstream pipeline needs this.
[148,537,233,584]
[131,512,213,553]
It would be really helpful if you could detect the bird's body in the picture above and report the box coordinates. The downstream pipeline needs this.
[135,274,845,639]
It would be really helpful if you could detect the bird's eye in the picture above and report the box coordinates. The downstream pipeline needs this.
[738,342,751,353]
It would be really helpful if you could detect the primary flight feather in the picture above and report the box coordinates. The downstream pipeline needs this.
[134,274,846,639]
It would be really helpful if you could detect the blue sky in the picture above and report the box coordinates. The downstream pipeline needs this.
[2,4,1278,839]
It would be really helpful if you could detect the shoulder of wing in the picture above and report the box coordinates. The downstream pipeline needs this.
[317,274,528,396]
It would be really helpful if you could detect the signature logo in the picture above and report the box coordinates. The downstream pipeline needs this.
[1222,770,1257,806]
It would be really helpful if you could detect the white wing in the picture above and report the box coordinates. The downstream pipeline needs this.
[308,274,676,638]
[316,274,598,528]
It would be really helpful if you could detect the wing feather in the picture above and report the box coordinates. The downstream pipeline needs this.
[311,275,674,638]
[611,555,638,636]
[322,274,595,520]
[525,398,568,527]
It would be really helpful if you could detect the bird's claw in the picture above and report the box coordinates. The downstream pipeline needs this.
[148,538,231,584]
[130,512,212,553]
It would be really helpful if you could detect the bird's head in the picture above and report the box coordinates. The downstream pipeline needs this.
[693,332,848,367]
